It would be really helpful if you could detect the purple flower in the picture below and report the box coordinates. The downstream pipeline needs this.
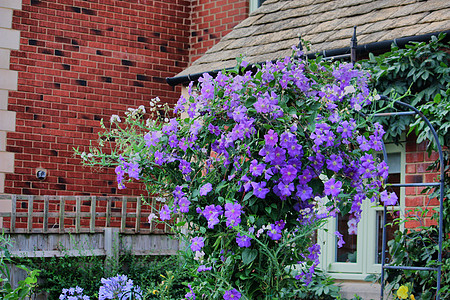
[277,181,294,197]
[173,185,185,199]
[280,165,297,183]
[326,154,343,173]
[251,181,270,199]
[266,147,286,165]
[159,205,171,221]
[202,205,223,229]
[267,224,282,241]
[154,150,166,166]
[335,231,345,248]
[249,159,265,177]
[236,232,252,248]
[59,286,89,300]
[199,183,213,196]
[296,184,313,201]
[197,265,212,272]
[144,131,162,147]
[208,123,221,136]
[184,284,196,300]
[324,178,342,198]
[224,202,242,219]
[357,136,371,151]
[232,105,247,123]
[99,274,141,300]
[380,190,398,206]
[168,134,178,148]
[336,120,354,139]
[190,236,204,252]
[179,160,192,175]
[298,169,313,184]
[279,132,295,149]
[264,129,278,147]
[253,96,271,114]
[178,197,191,213]
[223,288,241,300]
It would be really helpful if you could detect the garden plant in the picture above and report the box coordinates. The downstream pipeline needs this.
[77,48,396,299]
[362,34,449,299]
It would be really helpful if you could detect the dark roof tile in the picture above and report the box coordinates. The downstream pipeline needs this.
[178,0,450,77]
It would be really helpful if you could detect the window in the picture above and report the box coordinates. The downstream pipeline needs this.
[318,143,405,279]
[249,0,266,13]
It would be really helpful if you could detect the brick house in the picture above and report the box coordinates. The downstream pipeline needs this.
[0,0,447,297]
[0,0,252,232]
[167,0,449,298]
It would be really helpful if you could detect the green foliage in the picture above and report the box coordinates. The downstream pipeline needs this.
[361,33,450,145]
[362,34,450,299]
[0,233,40,300]
[281,270,341,299]
[385,226,449,299]
[23,252,191,300]
[24,253,105,299]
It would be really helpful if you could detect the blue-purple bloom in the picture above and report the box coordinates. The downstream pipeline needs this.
[159,205,171,221]
[190,236,205,252]
[324,178,342,198]
[59,286,89,300]
[99,274,141,300]
[236,232,252,248]
[199,183,213,196]
[251,181,270,199]
[380,190,398,206]
[178,197,191,213]
[223,288,241,300]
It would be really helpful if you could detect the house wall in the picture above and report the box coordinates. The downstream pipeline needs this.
[7,0,192,197]
[405,134,440,228]
[189,0,249,63]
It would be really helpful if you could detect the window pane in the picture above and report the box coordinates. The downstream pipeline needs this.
[376,210,399,264]
[336,214,357,263]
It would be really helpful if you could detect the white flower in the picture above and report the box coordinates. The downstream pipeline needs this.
[155,197,166,203]
[194,250,205,261]
[81,152,87,161]
[138,105,146,114]
[344,85,356,95]
[110,114,121,123]
[148,213,157,223]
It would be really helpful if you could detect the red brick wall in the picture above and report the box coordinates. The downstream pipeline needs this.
[189,0,249,63]
[7,0,191,196]
[404,135,440,228]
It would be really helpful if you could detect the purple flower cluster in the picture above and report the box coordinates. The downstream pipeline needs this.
[115,156,141,190]
[59,286,89,300]
[102,52,395,298]
[99,274,141,300]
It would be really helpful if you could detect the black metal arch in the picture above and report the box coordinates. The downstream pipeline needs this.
[374,95,445,300]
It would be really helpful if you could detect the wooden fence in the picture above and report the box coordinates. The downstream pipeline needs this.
[0,194,169,234]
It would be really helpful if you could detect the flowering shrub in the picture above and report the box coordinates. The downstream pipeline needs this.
[78,51,393,299]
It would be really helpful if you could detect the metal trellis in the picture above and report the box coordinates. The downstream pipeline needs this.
[374,95,445,300]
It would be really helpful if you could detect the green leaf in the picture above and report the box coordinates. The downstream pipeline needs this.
[242,248,258,265]
[215,181,228,193]
[243,191,254,202]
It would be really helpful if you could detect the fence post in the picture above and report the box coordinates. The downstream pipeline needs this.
[104,227,119,271]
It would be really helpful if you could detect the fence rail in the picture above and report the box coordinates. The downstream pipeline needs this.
[0,194,169,234]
